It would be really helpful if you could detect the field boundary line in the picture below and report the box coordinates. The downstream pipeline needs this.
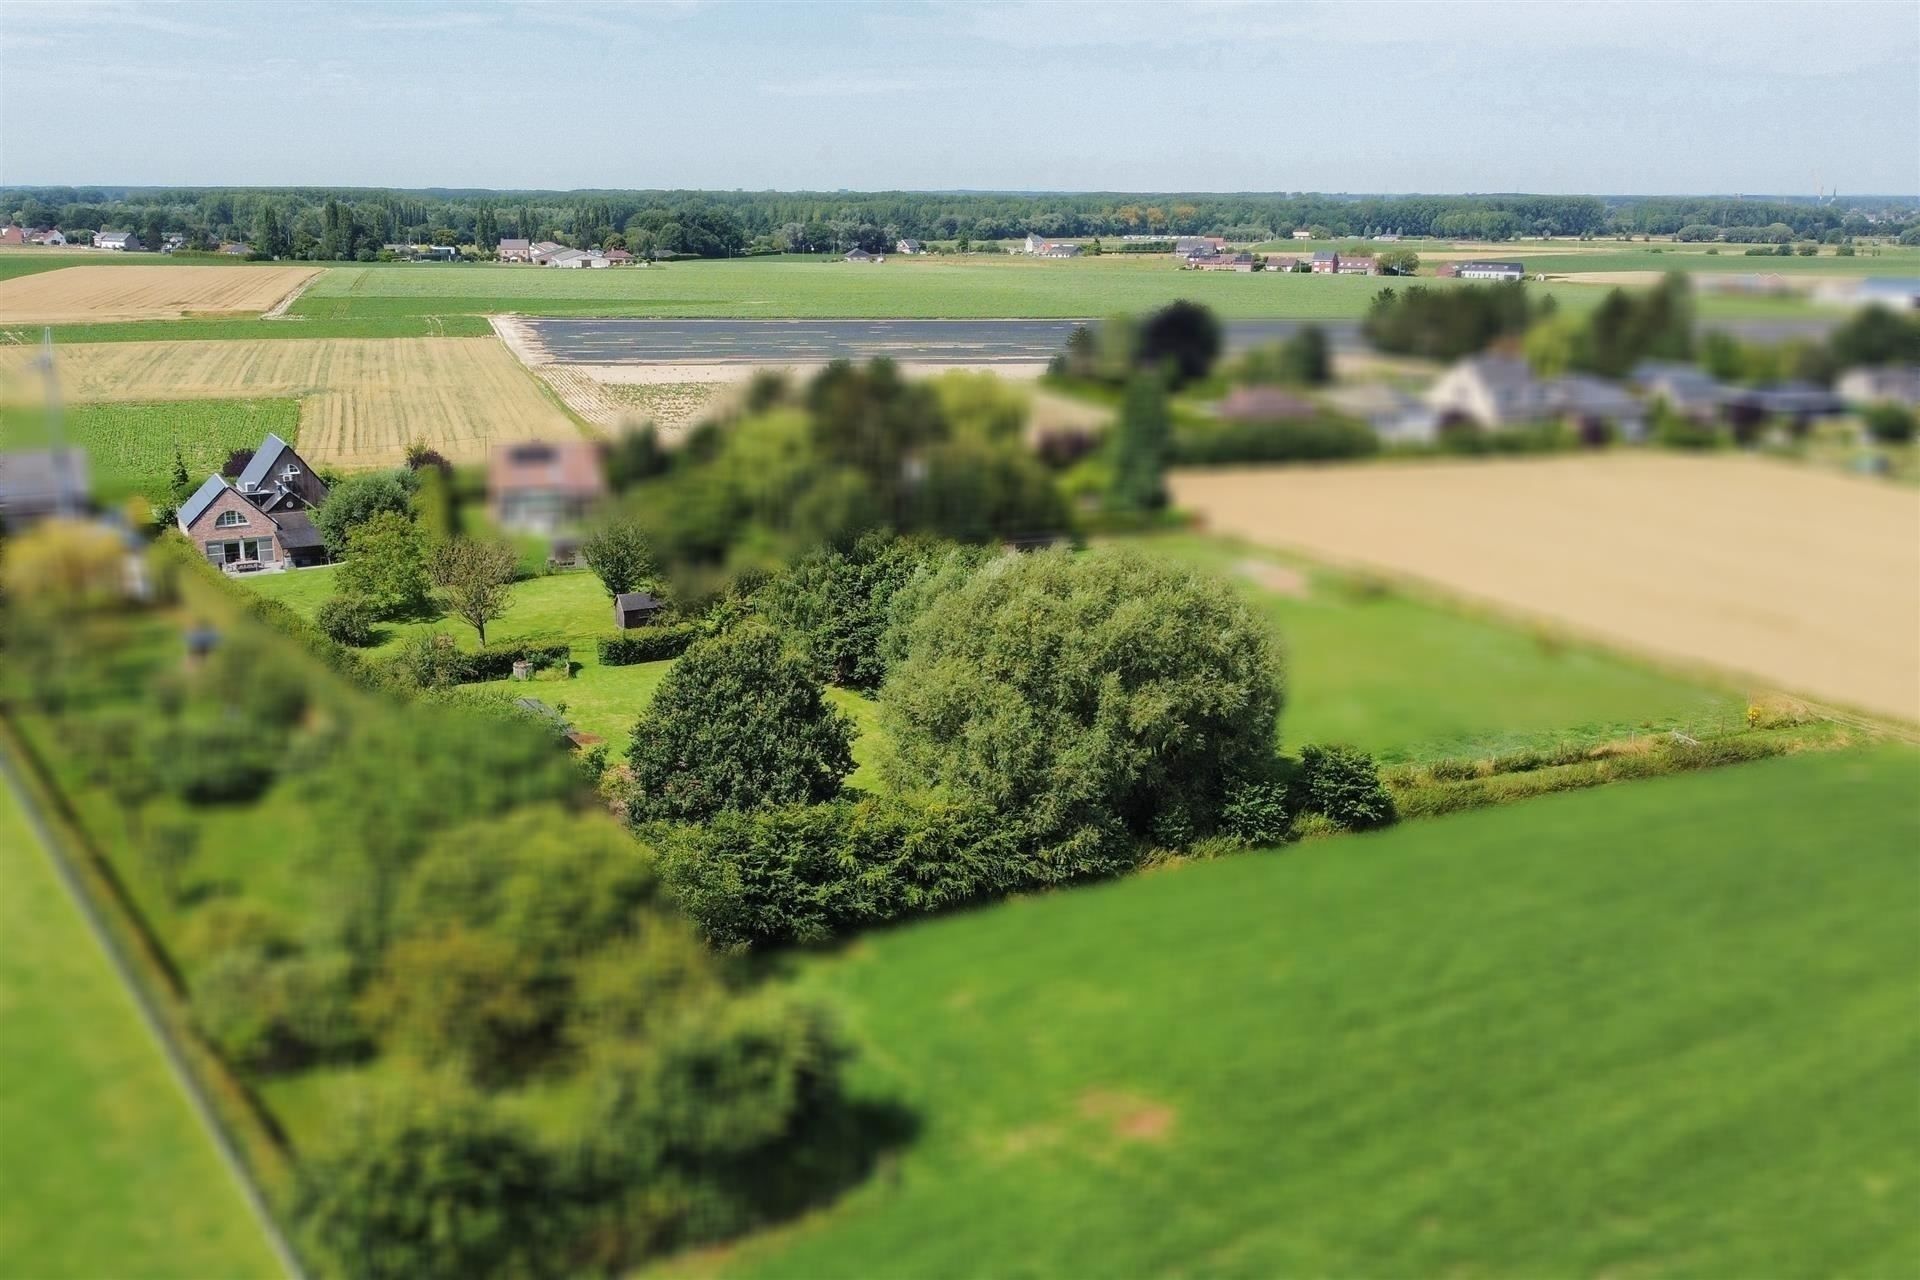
[260,267,325,320]
[0,720,308,1280]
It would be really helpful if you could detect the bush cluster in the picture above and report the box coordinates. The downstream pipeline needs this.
[316,594,375,647]
[596,622,700,666]
[382,634,570,688]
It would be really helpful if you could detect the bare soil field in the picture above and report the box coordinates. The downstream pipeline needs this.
[0,336,576,468]
[0,265,321,324]
[1171,455,1920,722]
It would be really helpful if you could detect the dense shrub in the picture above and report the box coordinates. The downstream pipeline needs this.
[657,795,1020,948]
[316,594,375,647]
[882,548,1281,867]
[1289,744,1396,831]
[759,533,942,690]
[627,626,854,824]
[1363,282,1547,361]
[1863,403,1916,445]
[597,623,700,666]
[295,1092,575,1280]
[192,944,366,1072]
[1218,774,1294,846]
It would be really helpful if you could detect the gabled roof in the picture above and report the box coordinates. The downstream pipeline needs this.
[177,474,232,530]
[235,433,292,493]
[615,591,663,610]
[273,510,324,549]
[498,238,531,250]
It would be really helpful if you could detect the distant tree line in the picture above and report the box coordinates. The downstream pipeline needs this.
[7,185,1911,261]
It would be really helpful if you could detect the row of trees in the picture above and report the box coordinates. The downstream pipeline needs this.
[14,186,1908,259]
[614,542,1393,949]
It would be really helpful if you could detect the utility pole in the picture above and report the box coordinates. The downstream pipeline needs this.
[35,326,75,518]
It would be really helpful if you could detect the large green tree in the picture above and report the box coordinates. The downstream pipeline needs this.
[627,625,854,823]
[314,471,413,557]
[881,548,1281,867]
[337,511,428,619]
[582,519,656,598]
[427,537,518,645]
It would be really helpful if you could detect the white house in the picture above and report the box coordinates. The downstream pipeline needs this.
[93,230,140,251]
[1837,365,1920,408]
[1427,354,1646,438]
[895,238,924,254]
[1291,229,1313,240]
[1455,260,1526,281]
[844,248,883,264]
[547,248,592,268]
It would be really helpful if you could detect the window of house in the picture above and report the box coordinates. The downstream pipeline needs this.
[280,464,301,479]
[215,509,247,528]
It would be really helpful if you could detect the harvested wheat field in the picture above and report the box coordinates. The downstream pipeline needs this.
[0,336,577,467]
[0,265,320,324]
[1172,454,1920,722]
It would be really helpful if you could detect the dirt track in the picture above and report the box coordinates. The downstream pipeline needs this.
[1172,455,1920,722]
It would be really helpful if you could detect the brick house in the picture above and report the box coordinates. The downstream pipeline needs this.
[1310,251,1339,274]
[488,439,607,533]
[498,238,532,262]
[178,476,289,572]
[1335,255,1378,275]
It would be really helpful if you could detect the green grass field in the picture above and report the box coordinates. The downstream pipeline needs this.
[0,772,282,1279]
[244,531,1747,767]
[1127,534,1745,760]
[0,398,301,502]
[669,745,1920,1280]
[283,254,1842,324]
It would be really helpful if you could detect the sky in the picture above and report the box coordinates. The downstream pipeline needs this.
[1,0,1915,196]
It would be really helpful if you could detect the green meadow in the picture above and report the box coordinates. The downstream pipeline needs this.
[286,254,1835,324]
[0,776,281,1279]
[0,398,301,502]
[668,745,1920,1280]
[243,527,1746,770]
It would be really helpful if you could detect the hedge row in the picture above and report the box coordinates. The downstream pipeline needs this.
[654,743,1394,949]
[597,623,701,666]
[1170,414,1379,465]
[152,535,380,690]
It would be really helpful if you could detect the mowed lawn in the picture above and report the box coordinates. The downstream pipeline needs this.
[245,566,675,757]
[672,746,1920,1280]
[1127,533,1745,760]
[0,774,281,1279]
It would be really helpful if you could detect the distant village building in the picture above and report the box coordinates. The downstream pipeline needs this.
[1190,252,1257,272]
[1024,233,1082,258]
[1264,255,1301,272]
[219,242,251,256]
[1174,236,1218,258]
[843,248,883,264]
[29,228,65,245]
[1309,251,1340,274]
[1216,386,1318,423]
[1334,255,1378,276]
[1454,261,1526,281]
[603,248,633,264]
[1321,384,1439,444]
[895,238,924,254]
[1291,229,1313,240]
[0,225,24,246]
[497,238,532,262]
[529,240,566,265]
[93,230,140,251]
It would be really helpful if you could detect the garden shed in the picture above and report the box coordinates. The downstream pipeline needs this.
[614,592,664,629]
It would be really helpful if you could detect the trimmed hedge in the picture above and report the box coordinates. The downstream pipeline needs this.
[1170,414,1378,465]
[597,624,700,666]
[458,642,571,682]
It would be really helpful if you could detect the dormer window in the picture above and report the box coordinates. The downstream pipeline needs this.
[215,509,247,528]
